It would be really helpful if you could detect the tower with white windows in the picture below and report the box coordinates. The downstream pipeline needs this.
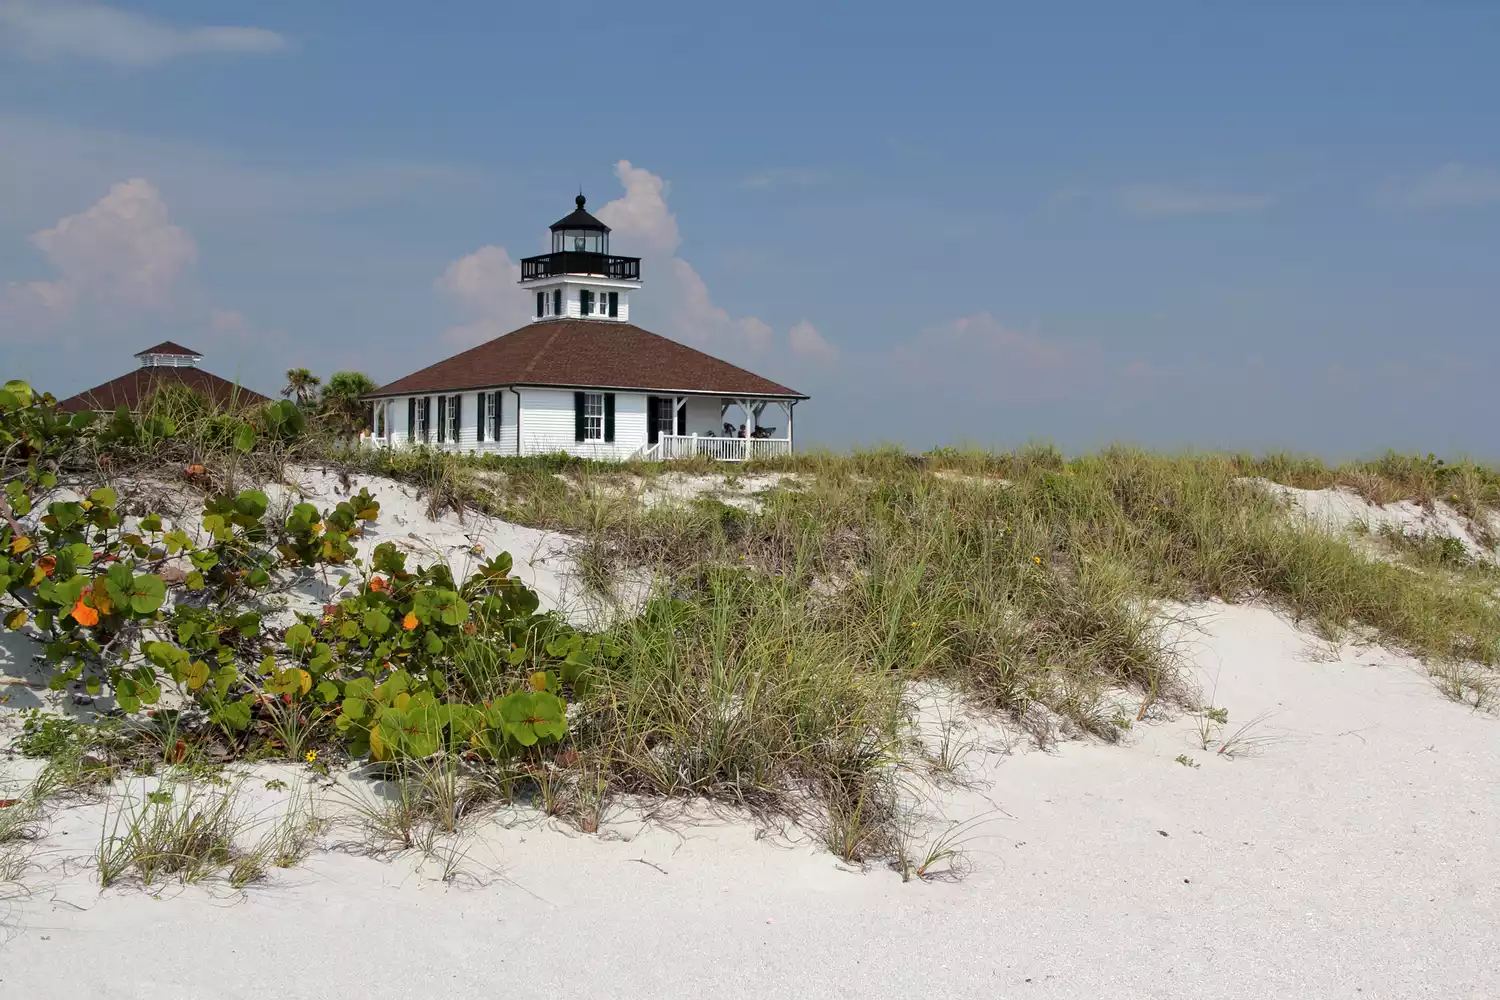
[518,194,641,322]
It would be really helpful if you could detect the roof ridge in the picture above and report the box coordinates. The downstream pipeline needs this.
[517,323,567,382]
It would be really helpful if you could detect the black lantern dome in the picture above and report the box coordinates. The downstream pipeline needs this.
[549,193,610,255]
[520,193,640,283]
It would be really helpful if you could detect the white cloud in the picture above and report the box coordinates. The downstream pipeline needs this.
[2,177,196,338]
[1385,163,1500,210]
[433,244,532,349]
[788,320,838,365]
[0,1,287,67]
[596,160,778,358]
[1118,184,1274,217]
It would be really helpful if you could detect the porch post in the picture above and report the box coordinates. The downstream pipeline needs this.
[787,401,794,453]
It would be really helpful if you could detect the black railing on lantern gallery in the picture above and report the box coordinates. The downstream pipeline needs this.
[519,252,641,282]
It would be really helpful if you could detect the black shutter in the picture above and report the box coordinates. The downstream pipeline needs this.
[535,292,544,318]
[408,397,415,442]
[476,391,485,439]
[437,396,446,443]
[574,391,586,441]
[553,288,561,316]
[422,397,432,442]
[604,393,615,442]
[581,290,592,316]
[608,291,618,318]
[452,394,461,442]
[647,397,660,445]
[676,399,686,436]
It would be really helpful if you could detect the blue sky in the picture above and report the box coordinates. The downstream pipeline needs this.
[2,1,1498,455]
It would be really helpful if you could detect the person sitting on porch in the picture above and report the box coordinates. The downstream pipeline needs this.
[723,422,736,437]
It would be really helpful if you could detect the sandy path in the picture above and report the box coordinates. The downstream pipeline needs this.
[3,602,1496,999]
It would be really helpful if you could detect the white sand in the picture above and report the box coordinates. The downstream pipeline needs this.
[3,600,1496,998]
[1248,477,1500,564]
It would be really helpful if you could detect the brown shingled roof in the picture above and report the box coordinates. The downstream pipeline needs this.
[133,341,202,357]
[55,367,270,414]
[370,320,806,399]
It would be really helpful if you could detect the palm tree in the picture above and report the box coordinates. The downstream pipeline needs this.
[282,368,321,406]
[319,371,379,434]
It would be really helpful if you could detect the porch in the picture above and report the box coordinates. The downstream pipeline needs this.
[637,396,796,462]
[653,434,792,461]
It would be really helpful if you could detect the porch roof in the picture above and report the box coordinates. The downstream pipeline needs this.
[369,319,807,400]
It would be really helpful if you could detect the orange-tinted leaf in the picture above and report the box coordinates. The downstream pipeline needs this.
[69,600,100,627]
[402,611,418,630]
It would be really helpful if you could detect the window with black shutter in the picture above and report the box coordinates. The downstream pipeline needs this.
[581,290,593,316]
[436,396,447,443]
[422,397,432,442]
[408,397,416,442]
[608,291,618,317]
[535,292,544,318]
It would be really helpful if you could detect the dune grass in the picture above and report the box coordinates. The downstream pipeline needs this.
[331,444,1500,851]
[13,387,1500,874]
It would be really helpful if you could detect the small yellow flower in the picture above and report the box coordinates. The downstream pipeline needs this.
[304,750,318,763]
[907,621,919,628]
[1032,555,1042,565]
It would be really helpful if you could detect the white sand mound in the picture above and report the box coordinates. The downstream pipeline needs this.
[3,600,1496,999]
[1248,477,1500,563]
[266,466,612,623]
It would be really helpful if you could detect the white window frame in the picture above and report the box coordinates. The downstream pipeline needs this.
[656,397,676,439]
[583,392,604,441]
[447,394,460,443]
[488,391,501,441]
[413,397,427,441]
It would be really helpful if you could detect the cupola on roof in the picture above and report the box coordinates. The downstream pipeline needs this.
[549,193,610,232]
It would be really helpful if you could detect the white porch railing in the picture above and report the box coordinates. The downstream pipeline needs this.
[645,434,791,462]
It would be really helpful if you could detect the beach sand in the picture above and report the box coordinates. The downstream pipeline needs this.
[3,600,1495,999]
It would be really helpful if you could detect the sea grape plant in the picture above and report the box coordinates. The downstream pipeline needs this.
[0,380,604,761]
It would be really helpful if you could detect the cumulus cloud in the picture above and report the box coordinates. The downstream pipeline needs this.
[596,159,784,358]
[1382,163,1500,210]
[433,244,532,349]
[0,1,287,67]
[788,320,838,365]
[1117,184,1274,217]
[2,178,196,339]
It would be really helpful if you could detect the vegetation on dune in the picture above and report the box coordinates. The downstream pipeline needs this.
[3,376,1498,883]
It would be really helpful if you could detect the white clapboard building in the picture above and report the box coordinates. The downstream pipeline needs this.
[366,195,806,461]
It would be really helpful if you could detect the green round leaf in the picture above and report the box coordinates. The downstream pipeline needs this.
[128,574,167,614]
